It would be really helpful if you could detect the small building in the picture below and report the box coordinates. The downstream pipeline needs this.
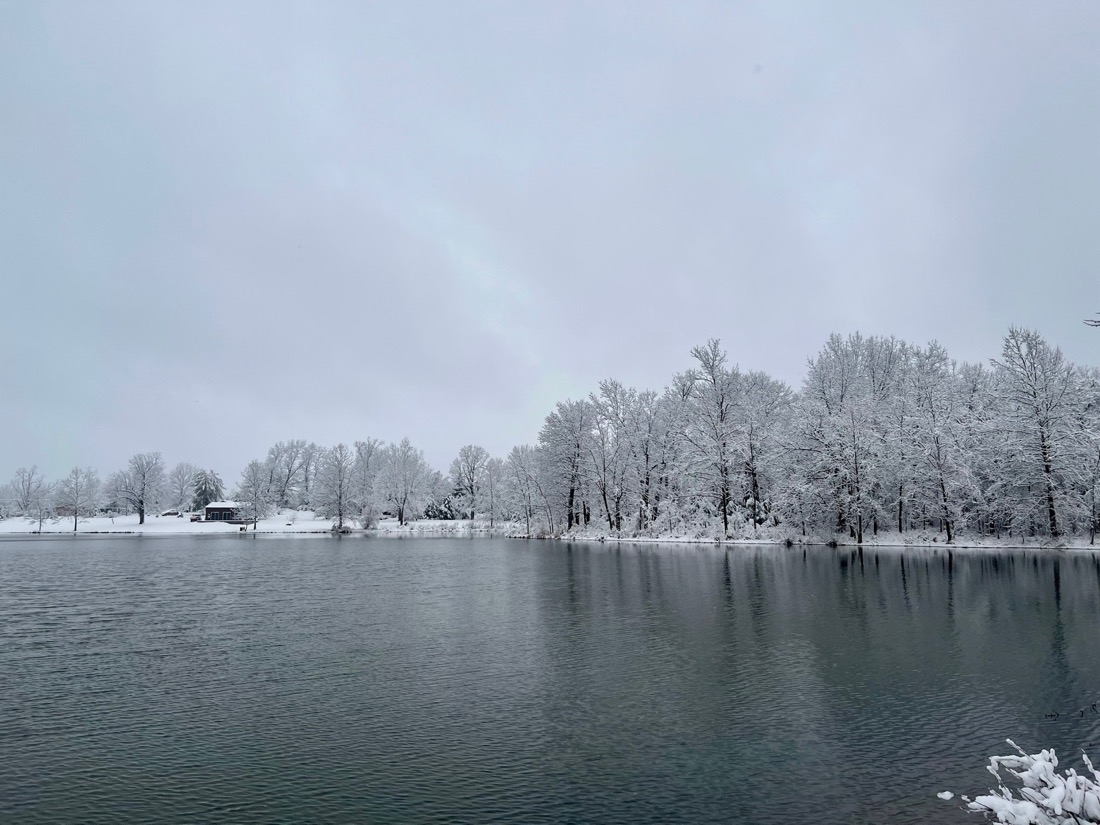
[204,501,242,522]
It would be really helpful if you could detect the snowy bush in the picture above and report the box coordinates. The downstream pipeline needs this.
[942,740,1100,824]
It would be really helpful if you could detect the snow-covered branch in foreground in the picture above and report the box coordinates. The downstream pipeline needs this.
[941,740,1100,824]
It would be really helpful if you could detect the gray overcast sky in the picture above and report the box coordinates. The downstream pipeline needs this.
[2,0,1099,481]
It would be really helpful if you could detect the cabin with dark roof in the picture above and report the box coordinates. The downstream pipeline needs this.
[204,501,242,522]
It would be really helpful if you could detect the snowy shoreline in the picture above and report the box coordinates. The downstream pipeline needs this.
[2,512,1098,553]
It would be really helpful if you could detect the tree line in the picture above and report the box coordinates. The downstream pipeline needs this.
[4,327,1099,544]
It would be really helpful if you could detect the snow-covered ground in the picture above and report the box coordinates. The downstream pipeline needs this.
[0,513,521,537]
[0,510,336,535]
[518,522,1100,552]
[1,513,1098,552]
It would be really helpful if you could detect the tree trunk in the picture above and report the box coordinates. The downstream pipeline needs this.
[1039,430,1060,538]
[749,465,761,528]
[939,477,954,544]
[1044,476,1059,538]
[897,484,904,533]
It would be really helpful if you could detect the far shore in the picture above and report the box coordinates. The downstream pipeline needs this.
[2,512,1098,553]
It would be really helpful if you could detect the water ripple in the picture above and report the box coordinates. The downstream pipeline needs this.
[2,537,1099,823]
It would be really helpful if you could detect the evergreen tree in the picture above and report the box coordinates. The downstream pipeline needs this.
[192,469,225,511]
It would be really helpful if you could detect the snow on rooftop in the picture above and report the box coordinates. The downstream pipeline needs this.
[204,501,241,508]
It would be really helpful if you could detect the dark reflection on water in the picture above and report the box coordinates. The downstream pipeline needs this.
[2,537,1100,824]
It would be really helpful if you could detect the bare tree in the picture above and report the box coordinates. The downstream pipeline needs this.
[266,439,310,507]
[378,437,431,525]
[8,466,56,531]
[484,456,503,528]
[503,444,556,536]
[787,333,900,544]
[296,442,322,509]
[679,339,740,537]
[9,466,50,514]
[504,446,537,536]
[237,460,273,530]
[315,443,356,530]
[113,452,167,524]
[167,462,199,511]
[539,399,594,531]
[55,467,100,532]
[991,327,1079,539]
[449,444,489,520]
[353,438,382,527]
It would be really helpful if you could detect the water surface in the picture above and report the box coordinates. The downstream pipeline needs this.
[3,536,1099,823]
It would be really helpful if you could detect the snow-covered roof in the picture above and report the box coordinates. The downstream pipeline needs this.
[204,500,241,509]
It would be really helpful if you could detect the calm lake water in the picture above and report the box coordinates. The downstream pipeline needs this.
[2,536,1099,824]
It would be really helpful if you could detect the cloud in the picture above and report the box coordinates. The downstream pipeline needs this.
[2,0,1099,478]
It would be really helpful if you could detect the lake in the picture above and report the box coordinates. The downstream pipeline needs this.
[2,536,1099,823]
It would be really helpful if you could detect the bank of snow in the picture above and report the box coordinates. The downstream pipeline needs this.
[0,513,524,537]
[2,513,1098,552]
[0,511,338,535]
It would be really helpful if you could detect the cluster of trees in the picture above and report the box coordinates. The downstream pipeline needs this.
[3,327,1098,544]
[505,328,1099,544]
[2,456,226,532]
[235,437,441,530]
[0,436,453,533]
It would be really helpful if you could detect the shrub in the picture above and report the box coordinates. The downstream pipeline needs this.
[941,740,1100,824]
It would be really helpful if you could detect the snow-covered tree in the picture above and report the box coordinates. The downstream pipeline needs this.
[296,442,323,509]
[789,333,898,543]
[991,327,1080,539]
[735,371,794,530]
[55,467,100,532]
[503,444,555,536]
[7,466,56,530]
[449,444,489,520]
[677,340,741,537]
[905,343,977,543]
[539,399,594,531]
[586,380,633,533]
[484,456,504,528]
[629,389,679,533]
[377,437,431,525]
[352,438,382,527]
[421,468,456,520]
[17,324,1100,544]
[167,462,198,511]
[191,469,225,511]
[111,452,167,525]
[265,439,310,508]
[236,460,272,529]
[8,466,52,517]
[1075,367,1100,544]
[314,443,356,530]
